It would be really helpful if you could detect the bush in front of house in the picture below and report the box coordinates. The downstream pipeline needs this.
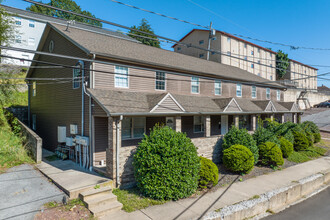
[222,126,259,164]
[314,133,321,143]
[198,157,219,189]
[301,121,321,144]
[279,137,294,158]
[306,132,314,147]
[223,144,254,174]
[274,122,295,144]
[133,125,200,200]
[293,131,309,151]
[258,142,284,166]
[253,126,280,147]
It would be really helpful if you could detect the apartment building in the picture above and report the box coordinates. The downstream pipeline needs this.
[172,29,277,82]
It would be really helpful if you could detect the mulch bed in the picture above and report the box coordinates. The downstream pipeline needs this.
[34,205,93,220]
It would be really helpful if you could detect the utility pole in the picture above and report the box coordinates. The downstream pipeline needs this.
[206,21,213,61]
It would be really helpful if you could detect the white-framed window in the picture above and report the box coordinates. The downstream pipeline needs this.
[191,77,199,94]
[199,53,204,58]
[15,17,22,26]
[73,66,80,89]
[252,86,257,98]
[115,66,129,88]
[199,40,204,45]
[236,83,242,97]
[15,35,22,44]
[122,117,146,139]
[32,81,36,96]
[214,80,221,95]
[251,50,254,55]
[29,20,35,28]
[193,115,204,133]
[28,37,35,46]
[155,72,165,90]
[266,88,270,100]
[277,90,280,101]
[251,64,254,68]
[32,114,36,131]
[227,37,231,43]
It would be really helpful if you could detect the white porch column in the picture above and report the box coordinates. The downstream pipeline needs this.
[270,114,274,121]
[234,115,239,128]
[251,115,257,131]
[281,114,285,123]
[205,115,211,137]
[175,116,181,132]
[293,113,297,123]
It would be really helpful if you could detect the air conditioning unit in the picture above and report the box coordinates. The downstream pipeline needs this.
[57,126,66,143]
[70,124,78,135]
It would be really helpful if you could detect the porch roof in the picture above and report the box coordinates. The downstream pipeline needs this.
[87,89,302,116]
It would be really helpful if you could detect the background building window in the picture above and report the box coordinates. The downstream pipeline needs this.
[227,51,231,56]
[266,88,270,99]
[15,17,22,26]
[277,90,281,101]
[177,47,181,51]
[194,116,204,133]
[199,40,204,45]
[32,114,36,131]
[227,37,231,43]
[270,75,273,80]
[191,77,199,93]
[122,117,146,139]
[15,35,22,44]
[252,86,257,98]
[251,50,254,55]
[215,80,221,95]
[236,83,242,97]
[155,72,165,90]
[29,20,35,28]
[244,43,247,48]
[244,56,247,60]
[28,37,35,46]
[115,66,129,88]
[199,53,204,58]
[251,64,254,68]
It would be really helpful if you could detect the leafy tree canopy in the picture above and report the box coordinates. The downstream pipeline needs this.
[276,50,290,79]
[26,0,102,27]
[128,18,161,48]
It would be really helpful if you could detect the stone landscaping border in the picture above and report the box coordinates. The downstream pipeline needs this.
[203,169,330,220]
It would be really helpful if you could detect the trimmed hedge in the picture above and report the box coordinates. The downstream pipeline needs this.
[293,131,309,151]
[133,125,200,200]
[258,142,284,166]
[222,126,259,164]
[301,121,320,134]
[199,157,219,189]
[223,144,254,174]
[253,126,280,147]
[279,137,294,158]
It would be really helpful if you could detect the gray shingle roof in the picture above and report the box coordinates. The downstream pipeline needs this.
[48,23,284,89]
[88,89,299,115]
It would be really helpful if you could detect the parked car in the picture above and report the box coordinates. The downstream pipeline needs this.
[314,100,330,108]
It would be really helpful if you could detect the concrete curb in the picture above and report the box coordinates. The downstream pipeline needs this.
[203,169,330,220]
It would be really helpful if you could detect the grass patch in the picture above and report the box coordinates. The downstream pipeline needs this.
[45,155,58,161]
[249,195,260,200]
[44,198,85,211]
[287,151,310,163]
[112,187,166,212]
[287,146,327,164]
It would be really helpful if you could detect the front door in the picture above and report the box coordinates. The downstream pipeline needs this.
[221,115,228,134]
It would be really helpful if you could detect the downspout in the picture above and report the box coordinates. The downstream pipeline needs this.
[78,60,85,136]
[116,115,123,186]
[27,81,31,127]
[88,53,96,171]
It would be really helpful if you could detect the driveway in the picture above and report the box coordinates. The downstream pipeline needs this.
[0,164,65,220]
[302,109,330,130]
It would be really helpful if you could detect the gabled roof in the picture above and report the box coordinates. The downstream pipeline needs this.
[278,102,299,112]
[31,23,285,89]
[88,89,301,116]
[252,100,276,112]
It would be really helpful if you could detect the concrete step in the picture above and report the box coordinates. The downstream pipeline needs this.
[84,192,118,209]
[89,200,123,218]
[80,186,112,201]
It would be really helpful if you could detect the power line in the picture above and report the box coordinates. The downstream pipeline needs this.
[108,0,330,51]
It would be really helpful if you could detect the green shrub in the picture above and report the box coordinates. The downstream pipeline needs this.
[258,142,284,166]
[305,132,314,147]
[133,125,200,200]
[223,144,254,174]
[199,157,219,189]
[313,133,321,143]
[253,126,280,147]
[301,121,320,134]
[279,137,294,158]
[293,131,309,151]
[273,122,295,144]
[222,126,259,164]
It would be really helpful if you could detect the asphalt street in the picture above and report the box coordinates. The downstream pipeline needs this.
[0,164,65,220]
[263,186,330,220]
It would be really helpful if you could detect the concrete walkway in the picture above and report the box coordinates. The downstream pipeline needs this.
[36,150,112,198]
[102,156,330,220]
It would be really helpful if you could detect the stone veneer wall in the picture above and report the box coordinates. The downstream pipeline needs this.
[119,135,223,187]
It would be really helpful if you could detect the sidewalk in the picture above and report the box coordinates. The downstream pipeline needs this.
[102,156,330,220]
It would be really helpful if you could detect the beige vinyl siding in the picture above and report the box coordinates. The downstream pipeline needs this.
[152,96,183,113]
[30,28,90,150]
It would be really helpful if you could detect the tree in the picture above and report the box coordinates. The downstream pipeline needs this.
[0,3,14,53]
[26,0,102,27]
[128,18,160,48]
[276,50,290,79]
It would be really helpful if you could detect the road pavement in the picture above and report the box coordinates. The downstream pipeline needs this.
[263,186,330,220]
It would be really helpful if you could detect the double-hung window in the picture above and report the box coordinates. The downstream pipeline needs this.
[115,66,128,88]
[266,88,270,100]
[277,90,280,101]
[236,83,242,97]
[191,77,199,94]
[214,80,221,95]
[155,72,165,90]
[194,116,204,133]
[122,117,146,139]
[252,86,257,98]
